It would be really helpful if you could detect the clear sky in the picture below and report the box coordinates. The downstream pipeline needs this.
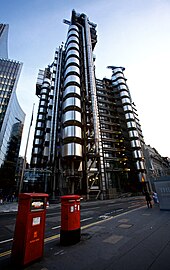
[1,0,170,161]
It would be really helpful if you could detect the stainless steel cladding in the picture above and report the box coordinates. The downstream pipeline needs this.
[63,126,82,139]
[65,57,80,68]
[33,77,50,160]
[129,130,139,138]
[122,97,131,104]
[66,36,79,46]
[43,147,49,157]
[64,75,80,87]
[62,24,82,158]
[120,91,129,98]
[63,110,81,124]
[63,97,81,110]
[131,140,141,148]
[123,105,133,112]
[84,14,106,192]
[63,85,81,97]
[65,49,79,59]
[62,142,82,157]
[127,121,137,129]
[125,113,135,120]
[133,150,142,158]
[110,66,145,176]
[64,65,80,78]
[136,161,145,170]
[66,42,79,52]
[49,48,63,163]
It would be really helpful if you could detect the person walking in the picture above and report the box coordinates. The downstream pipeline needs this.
[152,192,159,204]
[144,190,152,208]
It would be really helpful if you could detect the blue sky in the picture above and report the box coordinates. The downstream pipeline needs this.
[1,0,170,161]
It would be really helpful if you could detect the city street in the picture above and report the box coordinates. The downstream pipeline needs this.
[0,196,145,260]
[0,196,170,270]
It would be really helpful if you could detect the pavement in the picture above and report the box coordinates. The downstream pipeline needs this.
[1,199,170,270]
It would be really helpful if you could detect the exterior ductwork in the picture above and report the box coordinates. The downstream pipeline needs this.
[83,14,106,194]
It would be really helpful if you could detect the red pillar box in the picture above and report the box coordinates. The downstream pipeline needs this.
[60,195,81,245]
[11,193,48,267]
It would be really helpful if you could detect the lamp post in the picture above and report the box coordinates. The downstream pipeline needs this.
[19,103,35,194]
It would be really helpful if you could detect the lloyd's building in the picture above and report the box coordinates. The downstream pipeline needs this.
[25,10,147,199]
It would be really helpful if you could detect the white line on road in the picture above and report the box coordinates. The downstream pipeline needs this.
[115,208,124,212]
[81,206,100,211]
[0,238,13,244]
[52,225,61,230]
[81,217,93,222]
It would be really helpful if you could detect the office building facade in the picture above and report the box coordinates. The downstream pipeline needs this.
[30,10,146,199]
[0,24,25,194]
[0,24,8,59]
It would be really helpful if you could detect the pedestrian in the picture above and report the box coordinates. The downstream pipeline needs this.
[152,192,159,204]
[144,190,152,208]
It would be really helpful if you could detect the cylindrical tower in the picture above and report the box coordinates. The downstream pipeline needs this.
[61,24,83,193]
[31,68,51,167]
[109,66,146,183]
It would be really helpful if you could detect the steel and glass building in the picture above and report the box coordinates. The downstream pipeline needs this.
[29,10,147,199]
[0,24,25,194]
[0,24,8,59]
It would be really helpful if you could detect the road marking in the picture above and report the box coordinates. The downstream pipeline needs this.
[81,206,145,230]
[115,208,124,212]
[0,238,13,244]
[128,205,139,209]
[44,234,60,243]
[118,224,133,229]
[0,205,145,259]
[0,250,11,258]
[99,215,110,219]
[52,225,61,230]
[81,206,100,211]
[81,217,93,222]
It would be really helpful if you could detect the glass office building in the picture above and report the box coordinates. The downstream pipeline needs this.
[0,24,8,59]
[0,24,25,194]
[29,10,147,199]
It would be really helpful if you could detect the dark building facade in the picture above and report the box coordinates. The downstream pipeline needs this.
[29,10,146,199]
[0,24,25,195]
[144,145,170,190]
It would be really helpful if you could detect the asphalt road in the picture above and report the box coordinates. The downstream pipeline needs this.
[0,196,146,259]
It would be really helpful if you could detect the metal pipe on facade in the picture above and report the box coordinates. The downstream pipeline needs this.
[84,15,106,194]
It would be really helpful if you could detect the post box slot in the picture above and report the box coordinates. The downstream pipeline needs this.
[30,198,45,212]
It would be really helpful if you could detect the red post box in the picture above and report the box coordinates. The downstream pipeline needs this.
[11,193,48,267]
[60,195,81,245]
